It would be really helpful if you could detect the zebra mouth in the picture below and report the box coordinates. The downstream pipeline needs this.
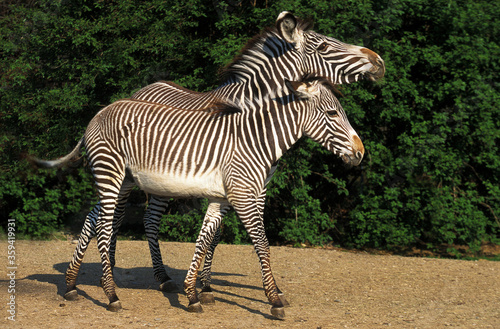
[340,152,363,167]
[366,59,385,81]
[341,154,354,166]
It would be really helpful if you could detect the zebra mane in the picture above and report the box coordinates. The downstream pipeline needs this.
[156,80,204,94]
[220,16,314,79]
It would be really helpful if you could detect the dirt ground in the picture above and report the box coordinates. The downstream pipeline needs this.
[1,240,499,328]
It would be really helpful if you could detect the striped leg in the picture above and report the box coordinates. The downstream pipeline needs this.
[95,196,122,311]
[198,203,231,304]
[231,195,285,319]
[64,204,99,300]
[257,170,289,307]
[65,180,134,299]
[144,196,179,292]
[255,188,290,307]
[90,154,126,311]
[184,201,229,313]
[108,181,135,271]
[197,166,290,306]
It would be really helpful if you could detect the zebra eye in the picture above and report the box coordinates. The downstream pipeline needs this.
[317,42,328,52]
[326,109,339,117]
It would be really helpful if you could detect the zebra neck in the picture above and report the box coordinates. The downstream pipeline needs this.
[234,101,306,167]
[216,67,303,108]
[219,33,304,101]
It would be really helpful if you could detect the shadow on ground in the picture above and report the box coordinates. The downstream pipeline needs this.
[17,262,270,316]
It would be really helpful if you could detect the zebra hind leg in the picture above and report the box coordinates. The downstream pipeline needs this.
[198,227,221,305]
[96,208,122,312]
[184,202,227,313]
[144,196,179,292]
[197,203,230,304]
[64,204,99,300]
[100,181,135,289]
[92,170,127,311]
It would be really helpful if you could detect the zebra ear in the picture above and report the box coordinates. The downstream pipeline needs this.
[276,11,300,44]
[285,79,313,100]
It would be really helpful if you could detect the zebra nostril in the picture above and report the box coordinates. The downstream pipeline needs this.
[356,151,363,159]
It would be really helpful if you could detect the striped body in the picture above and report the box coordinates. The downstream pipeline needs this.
[36,77,364,318]
[125,12,383,294]
[64,11,384,299]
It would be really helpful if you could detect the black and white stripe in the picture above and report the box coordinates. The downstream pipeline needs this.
[118,11,382,296]
[57,11,382,315]
[35,77,364,319]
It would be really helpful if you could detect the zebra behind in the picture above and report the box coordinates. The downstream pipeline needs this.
[61,11,384,303]
[33,77,364,319]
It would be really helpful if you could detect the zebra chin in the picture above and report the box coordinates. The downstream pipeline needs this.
[365,66,385,81]
[360,48,386,81]
[340,151,363,167]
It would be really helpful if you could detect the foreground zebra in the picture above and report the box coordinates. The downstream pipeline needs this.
[60,11,384,304]
[34,77,364,319]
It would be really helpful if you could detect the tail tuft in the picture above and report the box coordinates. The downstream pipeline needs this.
[28,138,84,169]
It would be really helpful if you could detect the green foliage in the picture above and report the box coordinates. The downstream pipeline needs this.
[158,199,250,244]
[339,0,500,254]
[1,0,498,256]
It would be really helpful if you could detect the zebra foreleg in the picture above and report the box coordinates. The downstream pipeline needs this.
[232,198,285,319]
[256,187,290,308]
[184,202,227,313]
[144,196,179,292]
[64,204,99,300]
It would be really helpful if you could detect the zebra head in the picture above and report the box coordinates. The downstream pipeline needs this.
[277,11,385,84]
[285,78,365,167]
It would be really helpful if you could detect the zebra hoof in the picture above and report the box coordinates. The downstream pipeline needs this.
[271,306,285,320]
[187,302,203,313]
[159,280,180,293]
[278,293,290,307]
[107,300,122,312]
[64,289,78,301]
[199,291,215,305]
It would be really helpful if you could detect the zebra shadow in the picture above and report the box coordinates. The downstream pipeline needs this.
[23,262,269,315]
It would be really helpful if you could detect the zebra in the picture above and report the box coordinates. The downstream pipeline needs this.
[33,76,365,319]
[58,10,384,305]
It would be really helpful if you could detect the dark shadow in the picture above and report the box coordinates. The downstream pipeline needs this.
[209,276,263,292]
[50,262,186,290]
[22,262,269,315]
[74,288,109,309]
[161,290,187,311]
[212,295,277,320]
[212,287,267,305]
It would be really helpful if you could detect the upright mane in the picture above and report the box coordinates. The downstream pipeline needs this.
[220,17,314,80]
[157,81,204,94]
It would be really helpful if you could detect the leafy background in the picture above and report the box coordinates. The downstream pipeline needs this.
[1,0,498,257]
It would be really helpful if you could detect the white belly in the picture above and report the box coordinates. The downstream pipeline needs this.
[130,168,226,199]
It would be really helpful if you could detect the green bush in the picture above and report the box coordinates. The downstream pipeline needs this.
[1,0,498,256]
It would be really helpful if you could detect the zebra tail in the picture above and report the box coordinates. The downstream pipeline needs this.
[29,137,84,169]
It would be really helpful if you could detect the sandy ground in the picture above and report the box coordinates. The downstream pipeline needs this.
[1,240,499,328]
